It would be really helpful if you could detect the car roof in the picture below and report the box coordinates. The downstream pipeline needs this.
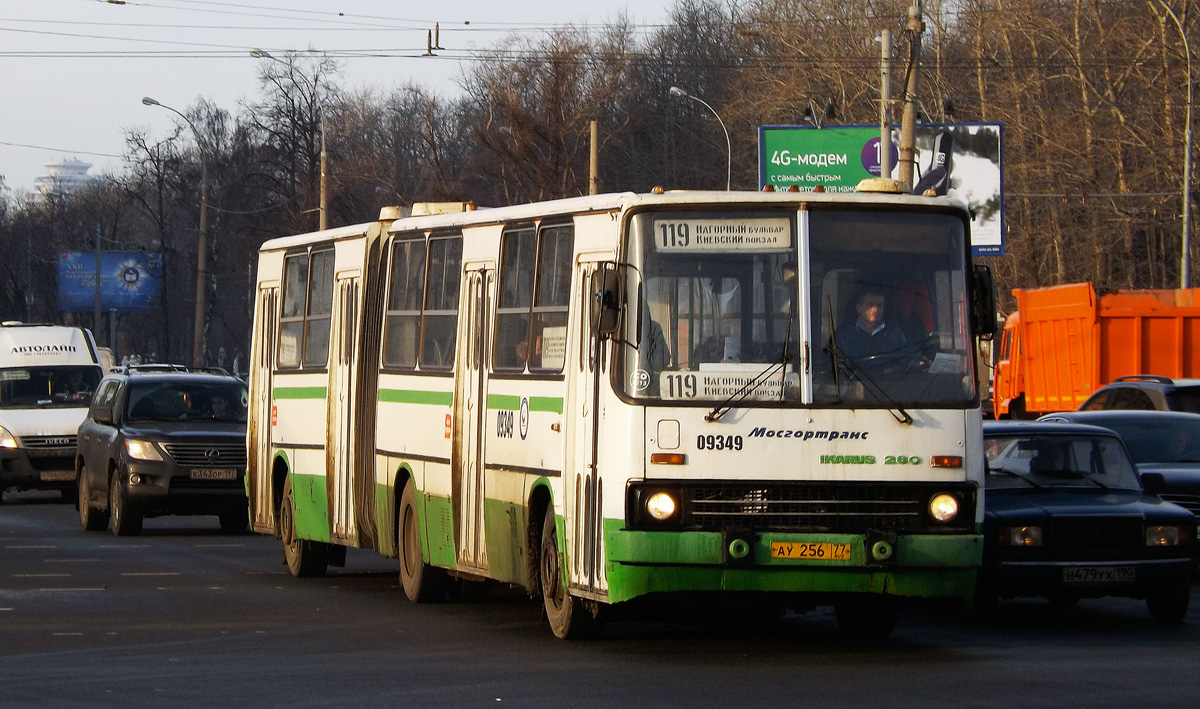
[103,368,243,385]
[1041,410,1200,423]
[983,420,1123,437]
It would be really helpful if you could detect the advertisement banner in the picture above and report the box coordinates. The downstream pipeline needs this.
[759,122,1004,256]
[57,251,163,312]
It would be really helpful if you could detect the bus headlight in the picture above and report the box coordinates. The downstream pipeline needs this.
[125,438,163,461]
[1146,525,1184,546]
[1004,525,1042,547]
[928,493,959,523]
[646,492,678,521]
[0,425,17,449]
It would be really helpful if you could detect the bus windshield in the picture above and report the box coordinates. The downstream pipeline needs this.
[620,206,975,407]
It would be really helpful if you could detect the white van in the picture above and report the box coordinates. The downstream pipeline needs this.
[0,322,105,502]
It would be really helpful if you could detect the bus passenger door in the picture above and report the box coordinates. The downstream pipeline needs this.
[327,274,359,545]
[451,265,492,573]
[563,260,608,596]
[248,284,277,535]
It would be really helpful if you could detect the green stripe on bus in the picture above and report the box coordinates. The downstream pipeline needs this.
[378,389,454,406]
[274,386,327,399]
[486,394,564,414]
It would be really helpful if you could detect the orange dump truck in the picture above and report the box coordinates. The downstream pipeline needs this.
[992,282,1200,418]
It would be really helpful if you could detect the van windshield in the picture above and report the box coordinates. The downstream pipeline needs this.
[0,366,103,408]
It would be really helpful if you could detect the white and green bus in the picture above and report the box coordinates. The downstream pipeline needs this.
[246,186,996,639]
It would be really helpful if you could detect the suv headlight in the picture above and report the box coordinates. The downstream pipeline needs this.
[125,438,164,461]
[0,425,17,449]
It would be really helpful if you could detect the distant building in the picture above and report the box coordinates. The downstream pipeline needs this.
[32,159,95,202]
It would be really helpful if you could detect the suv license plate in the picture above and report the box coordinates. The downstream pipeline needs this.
[39,470,76,482]
[191,468,238,480]
[1063,566,1135,583]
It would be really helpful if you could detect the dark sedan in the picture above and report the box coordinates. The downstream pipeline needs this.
[1037,410,1200,516]
[980,421,1196,620]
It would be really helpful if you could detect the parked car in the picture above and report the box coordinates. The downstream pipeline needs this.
[979,421,1196,620]
[1037,410,1200,517]
[75,365,249,536]
[1078,375,1200,414]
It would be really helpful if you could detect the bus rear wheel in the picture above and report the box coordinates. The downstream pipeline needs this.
[539,510,602,639]
[398,479,446,602]
[280,479,328,577]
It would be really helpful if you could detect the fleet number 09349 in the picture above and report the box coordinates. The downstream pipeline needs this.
[696,434,743,451]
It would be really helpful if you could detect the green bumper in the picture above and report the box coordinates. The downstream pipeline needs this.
[604,527,982,604]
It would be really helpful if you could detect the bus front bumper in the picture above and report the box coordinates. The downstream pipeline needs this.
[603,528,982,604]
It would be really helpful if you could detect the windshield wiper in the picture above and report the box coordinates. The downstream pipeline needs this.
[1050,469,1109,489]
[825,345,914,425]
[705,356,790,422]
[987,466,1045,488]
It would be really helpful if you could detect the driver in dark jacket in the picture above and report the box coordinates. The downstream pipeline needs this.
[833,289,913,370]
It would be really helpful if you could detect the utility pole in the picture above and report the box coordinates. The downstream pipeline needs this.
[898,0,924,191]
[589,120,599,195]
[879,29,893,179]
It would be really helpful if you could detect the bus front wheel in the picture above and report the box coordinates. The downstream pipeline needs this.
[539,511,602,639]
[398,479,446,602]
[280,479,329,578]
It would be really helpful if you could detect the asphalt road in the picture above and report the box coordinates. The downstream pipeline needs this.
[3,490,1200,708]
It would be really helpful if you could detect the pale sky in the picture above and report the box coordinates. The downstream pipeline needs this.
[1,0,675,194]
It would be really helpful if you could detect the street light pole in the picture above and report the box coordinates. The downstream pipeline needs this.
[1160,1,1193,288]
[669,86,732,191]
[142,96,209,367]
[251,48,327,230]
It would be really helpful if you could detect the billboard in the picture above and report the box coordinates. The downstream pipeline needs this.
[57,251,163,312]
[759,122,1004,256]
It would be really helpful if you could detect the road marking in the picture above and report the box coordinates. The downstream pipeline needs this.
[5,545,56,549]
[37,588,105,592]
[195,544,246,548]
[121,572,180,577]
[99,544,150,548]
[13,573,71,578]
[53,632,84,636]
[45,558,101,563]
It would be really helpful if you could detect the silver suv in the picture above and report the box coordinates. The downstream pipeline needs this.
[1079,375,1200,414]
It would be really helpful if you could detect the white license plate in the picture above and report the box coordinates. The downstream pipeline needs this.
[1063,565,1135,583]
[39,470,76,482]
[190,468,238,480]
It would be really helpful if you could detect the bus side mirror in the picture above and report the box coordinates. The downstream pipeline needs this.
[590,267,623,338]
[971,263,997,340]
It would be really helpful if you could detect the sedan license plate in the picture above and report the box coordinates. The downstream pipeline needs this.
[39,470,76,482]
[190,468,238,481]
[1063,565,1135,583]
[770,542,851,560]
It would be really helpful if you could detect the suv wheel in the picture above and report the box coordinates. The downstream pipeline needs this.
[110,473,143,537]
[78,466,109,532]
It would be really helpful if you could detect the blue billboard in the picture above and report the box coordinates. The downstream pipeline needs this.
[57,251,163,312]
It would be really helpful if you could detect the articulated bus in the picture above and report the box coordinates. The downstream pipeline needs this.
[246,185,997,639]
